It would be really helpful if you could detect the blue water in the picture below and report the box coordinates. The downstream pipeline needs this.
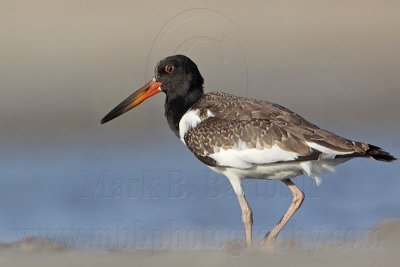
[1,133,399,249]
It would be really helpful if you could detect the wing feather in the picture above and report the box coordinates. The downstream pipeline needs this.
[184,92,369,167]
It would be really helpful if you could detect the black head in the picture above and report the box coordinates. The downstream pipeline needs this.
[101,55,204,126]
[155,55,204,98]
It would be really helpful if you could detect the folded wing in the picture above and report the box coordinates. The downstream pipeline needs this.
[185,92,370,168]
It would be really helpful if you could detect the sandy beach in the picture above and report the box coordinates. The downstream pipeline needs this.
[1,219,398,267]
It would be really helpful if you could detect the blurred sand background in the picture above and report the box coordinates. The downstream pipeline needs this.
[1,0,399,143]
[1,0,399,265]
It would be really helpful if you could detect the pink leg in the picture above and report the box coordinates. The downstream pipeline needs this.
[260,179,304,249]
[227,175,253,248]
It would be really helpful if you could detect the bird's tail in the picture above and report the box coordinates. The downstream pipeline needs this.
[366,144,397,162]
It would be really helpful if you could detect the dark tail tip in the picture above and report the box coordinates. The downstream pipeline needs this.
[367,144,397,162]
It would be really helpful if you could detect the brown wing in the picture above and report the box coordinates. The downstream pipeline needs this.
[185,92,370,166]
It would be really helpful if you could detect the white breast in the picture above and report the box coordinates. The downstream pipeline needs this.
[178,109,214,143]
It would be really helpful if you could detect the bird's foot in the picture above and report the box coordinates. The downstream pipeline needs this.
[225,240,248,255]
[258,232,277,250]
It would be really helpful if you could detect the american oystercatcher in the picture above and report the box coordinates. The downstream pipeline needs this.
[101,55,396,248]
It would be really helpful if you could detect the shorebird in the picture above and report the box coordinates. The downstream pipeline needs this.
[101,55,396,248]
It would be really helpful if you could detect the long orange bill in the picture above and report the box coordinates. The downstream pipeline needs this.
[101,79,162,124]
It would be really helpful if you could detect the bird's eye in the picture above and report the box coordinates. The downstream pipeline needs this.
[165,65,175,73]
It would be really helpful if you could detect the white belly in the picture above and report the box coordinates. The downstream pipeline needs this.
[210,162,304,180]
[210,158,351,185]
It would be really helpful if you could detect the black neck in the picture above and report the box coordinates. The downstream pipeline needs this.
[164,88,203,137]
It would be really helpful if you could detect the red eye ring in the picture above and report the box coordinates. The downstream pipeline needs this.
[165,65,175,73]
